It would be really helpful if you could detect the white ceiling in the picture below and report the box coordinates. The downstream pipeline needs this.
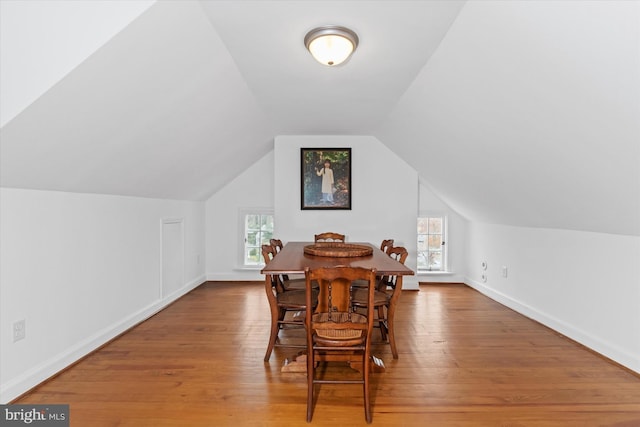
[199,1,465,135]
[1,0,638,235]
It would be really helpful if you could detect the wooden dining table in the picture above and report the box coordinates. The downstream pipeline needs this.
[261,241,415,372]
[261,241,415,277]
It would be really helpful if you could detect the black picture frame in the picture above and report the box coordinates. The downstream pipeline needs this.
[301,148,352,210]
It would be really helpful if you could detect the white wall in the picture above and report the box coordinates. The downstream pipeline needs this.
[274,135,419,288]
[205,151,274,281]
[464,222,640,373]
[205,136,422,288]
[0,188,206,402]
[418,179,468,283]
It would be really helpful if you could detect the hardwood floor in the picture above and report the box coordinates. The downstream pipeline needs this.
[14,282,640,426]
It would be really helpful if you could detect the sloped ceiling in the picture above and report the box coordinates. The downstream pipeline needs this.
[0,0,276,200]
[1,1,638,235]
[375,0,640,236]
[0,0,156,128]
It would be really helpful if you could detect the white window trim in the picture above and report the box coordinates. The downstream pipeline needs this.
[417,213,448,274]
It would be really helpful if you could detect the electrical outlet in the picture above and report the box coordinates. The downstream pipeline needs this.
[13,319,26,342]
[502,266,508,278]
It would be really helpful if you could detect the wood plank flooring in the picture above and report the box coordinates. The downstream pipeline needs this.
[14,282,640,426]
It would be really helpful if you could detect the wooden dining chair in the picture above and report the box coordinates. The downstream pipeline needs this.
[304,266,377,423]
[351,246,408,359]
[351,239,394,291]
[270,238,285,253]
[314,232,345,242]
[380,238,394,254]
[269,238,311,290]
[262,244,318,361]
[269,238,298,286]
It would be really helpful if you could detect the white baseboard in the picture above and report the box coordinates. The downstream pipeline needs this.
[207,273,421,290]
[0,275,205,403]
[206,272,263,281]
[464,277,640,374]
[205,272,421,290]
[401,275,419,290]
[416,272,465,284]
[207,270,421,291]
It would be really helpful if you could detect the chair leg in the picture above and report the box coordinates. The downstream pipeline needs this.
[264,308,283,361]
[363,350,372,423]
[377,305,387,341]
[387,304,398,359]
[307,349,314,422]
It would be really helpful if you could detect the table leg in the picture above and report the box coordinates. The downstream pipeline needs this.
[264,274,280,362]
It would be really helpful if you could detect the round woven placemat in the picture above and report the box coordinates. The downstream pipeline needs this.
[303,242,373,257]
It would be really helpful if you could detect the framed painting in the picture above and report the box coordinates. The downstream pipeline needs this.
[301,147,351,210]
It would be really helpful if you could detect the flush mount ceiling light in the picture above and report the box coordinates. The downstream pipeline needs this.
[304,26,359,66]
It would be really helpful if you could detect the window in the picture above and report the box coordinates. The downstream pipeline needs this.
[240,209,274,266]
[417,216,446,272]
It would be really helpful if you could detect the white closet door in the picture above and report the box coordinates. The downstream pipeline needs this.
[161,218,184,298]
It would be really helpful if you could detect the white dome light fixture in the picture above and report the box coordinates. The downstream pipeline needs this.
[304,26,359,66]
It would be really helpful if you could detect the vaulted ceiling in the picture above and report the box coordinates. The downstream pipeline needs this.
[1,1,638,236]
